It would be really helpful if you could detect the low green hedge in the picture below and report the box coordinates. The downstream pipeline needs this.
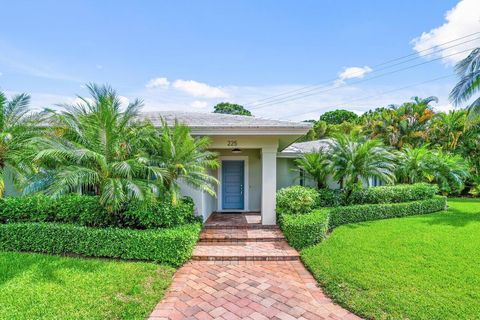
[329,196,447,228]
[0,195,195,229]
[0,222,201,267]
[348,183,438,205]
[279,209,330,250]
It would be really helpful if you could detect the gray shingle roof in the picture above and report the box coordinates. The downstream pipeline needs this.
[140,111,312,130]
[281,139,333,154]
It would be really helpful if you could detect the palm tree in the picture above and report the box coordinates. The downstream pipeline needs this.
[330,135,396,195]
[293,152,330,189]
[147,120,219,204]
[396,145,469,195]
[0,91,39,197]
[28,84,165,212]
[450,48,480,125]
[429,110,466,150]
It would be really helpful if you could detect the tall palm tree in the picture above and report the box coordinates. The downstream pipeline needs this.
[330,135,396,194]
[429,110,466,150]
[450,48,480,125]
[147,121,219,203]
[294,152,331,189]
[0,91,39,197]
[29,84,165,212]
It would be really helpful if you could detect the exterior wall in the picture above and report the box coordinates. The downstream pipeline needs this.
[276,158,340,190]
[4,167,20,197]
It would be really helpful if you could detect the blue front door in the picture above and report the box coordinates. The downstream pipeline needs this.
[222,160,245,210]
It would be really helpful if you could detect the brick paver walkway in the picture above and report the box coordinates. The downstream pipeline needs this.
[149,213,361,320]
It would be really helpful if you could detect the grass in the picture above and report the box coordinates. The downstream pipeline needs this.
[0,252,174,319]
[302,198,480,320]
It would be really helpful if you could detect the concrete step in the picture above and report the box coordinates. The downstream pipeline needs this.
[192,240,299,261]
[199,228,285,242]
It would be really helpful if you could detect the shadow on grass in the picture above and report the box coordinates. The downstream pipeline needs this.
[421,207,480,227]
[0,252,101,286]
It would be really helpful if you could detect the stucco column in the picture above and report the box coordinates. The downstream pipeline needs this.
[261,148,277,225]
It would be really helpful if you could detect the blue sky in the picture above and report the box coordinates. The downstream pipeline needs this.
[1,0,479,120]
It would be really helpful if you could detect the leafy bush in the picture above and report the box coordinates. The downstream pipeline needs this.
[0,222,201,267]
[348,183,438,205]
[0,195,195,229]
[329,196,447,228]
[317,188,346,207]
[276,186,319,215]
[279,209,329,250]
[122,198,195,229]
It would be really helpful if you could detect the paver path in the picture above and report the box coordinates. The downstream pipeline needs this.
[149,213,361,320]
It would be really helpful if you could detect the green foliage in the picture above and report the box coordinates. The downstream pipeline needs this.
[396,146,470,195]
[450,48,480,125]
[0,91,42,197]
[123,197,196,229]
[320,109,358,125]
[29,84,165,212]
[213,102,252,116]
[0,194,195,229]
[348,183,438,205]
[328,196,447,228]
[0,222,201,267]
[147,120,219,203]
[276,186,319,215]
[279,209,329,250]
[330,135,396,193]
[293,152,330,189]
[317,188,346,207]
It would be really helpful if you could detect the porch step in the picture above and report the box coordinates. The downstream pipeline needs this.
[192,241,299,261]
[203,224,279,230]
[200,228,285,242]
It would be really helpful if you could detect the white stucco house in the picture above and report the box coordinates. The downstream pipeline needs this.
[142,111,312,225]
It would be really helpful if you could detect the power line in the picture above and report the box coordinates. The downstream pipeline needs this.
[278,73,456,120]
[245,31,480,107]
[248,47,475,109]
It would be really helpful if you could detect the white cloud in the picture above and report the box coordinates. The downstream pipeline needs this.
[119,96,130,106]
[172,79,228,98]
[146,77,170,89]
[190,100,209,109]
[411,0,480,65]
[337,66,373,82]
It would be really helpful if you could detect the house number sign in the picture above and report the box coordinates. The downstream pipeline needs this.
[227,140,238,146]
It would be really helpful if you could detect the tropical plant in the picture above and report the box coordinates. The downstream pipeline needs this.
[319,109,358,125]
[213,102,252,116]
[330,135,396,195]
[28,84,165,212]
[429,110,466,150]
[293,152,330,189]
[0,91,40,197]
[450,48,480,125]
[396,145,469,195]
[147,121,219,203]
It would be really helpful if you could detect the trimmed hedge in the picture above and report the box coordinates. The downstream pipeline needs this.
[279,209,329,250]
[348,183,438,205]
[329,196,447,228]
[0,222,201,267]
[0,195,195,229]
[276,186,319,215]
[317,188,346,207]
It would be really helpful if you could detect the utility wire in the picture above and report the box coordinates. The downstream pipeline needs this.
[245,31,480,107]
[248,47,475,109]
[278,73,456,120]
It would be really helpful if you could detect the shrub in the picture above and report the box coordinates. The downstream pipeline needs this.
[279,209,329,250]
[317,188,346,207]
[122,198,195,229]
[276,186,319,215]
[348,183,438,205]
[329,196,447,228]
[0,222,201,267]
[0,195,195,229]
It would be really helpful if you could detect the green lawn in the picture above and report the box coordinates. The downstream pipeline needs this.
[0,252,174,319]
[302,198,480,320]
